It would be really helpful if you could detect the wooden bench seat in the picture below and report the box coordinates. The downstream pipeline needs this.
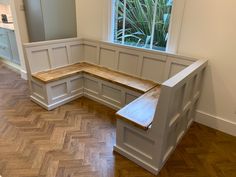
[32,62,161,129]
[116,86,161,130]
[32,62,157,93]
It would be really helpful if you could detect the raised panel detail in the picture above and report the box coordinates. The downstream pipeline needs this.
[51,47,68,68]
[32,81,44,100]
[70,77,83,94]
[51,82,67,100]
[30,50,50,73]
[169,63,186,78]
[118,52,139,76]
[124,128,154,158]
[141,57,165,82]
[71,44,83,63]
[100,48,116,69]
[84,77,99,94]
[84,45,97,64]
[102,84,122,104]
[125,92,138,105]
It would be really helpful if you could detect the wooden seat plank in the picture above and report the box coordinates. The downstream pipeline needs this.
[32,63,85,83]
[116,86,161,130]
[32,62,158,93]
[82,63,157,93]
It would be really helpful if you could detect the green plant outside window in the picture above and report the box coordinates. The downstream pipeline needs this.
[114,0,173,51]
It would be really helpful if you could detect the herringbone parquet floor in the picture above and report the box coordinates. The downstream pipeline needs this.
[0,61,236,177]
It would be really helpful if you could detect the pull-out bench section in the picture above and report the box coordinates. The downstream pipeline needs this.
[31,62,158,110]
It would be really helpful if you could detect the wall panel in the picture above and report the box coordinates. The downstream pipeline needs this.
[99,48,116,69]
[118,52,139,76]
[30,49,51,73]
[51,46,69,68]
[70,44,84,63]
[84,44,97,64]
[141,57,166,82]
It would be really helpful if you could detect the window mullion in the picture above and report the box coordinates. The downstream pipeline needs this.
[150,0,158,49]
[122,0,127,44]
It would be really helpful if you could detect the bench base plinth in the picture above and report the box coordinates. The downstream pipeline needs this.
[114,145,160,175]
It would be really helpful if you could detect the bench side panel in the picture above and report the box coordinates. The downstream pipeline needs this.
[151,59,208,167]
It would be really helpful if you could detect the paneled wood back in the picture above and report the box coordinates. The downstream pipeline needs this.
[83,39,196,83]
[24,38,84,74]
[24,38,197,83]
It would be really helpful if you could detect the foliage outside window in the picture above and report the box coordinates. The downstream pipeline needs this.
[114,0,173,51]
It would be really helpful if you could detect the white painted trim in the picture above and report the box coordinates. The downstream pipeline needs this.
[20,69,28,80]
[31,93,83,111]
[195,110,236,137]
[150,0,158,49]
[0,58,21,72]
[166,0,186,53]
[102,0,116,42]
[10,0,27,73]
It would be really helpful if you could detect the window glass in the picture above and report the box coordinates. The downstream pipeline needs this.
[114,0,173,51]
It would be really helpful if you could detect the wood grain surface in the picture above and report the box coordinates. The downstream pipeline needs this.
[32,62,158,93]
[116,86,161,130]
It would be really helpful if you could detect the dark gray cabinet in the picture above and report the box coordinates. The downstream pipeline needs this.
[24,0,77,42]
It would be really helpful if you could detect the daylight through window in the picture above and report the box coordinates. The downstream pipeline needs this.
[114,0,173,51]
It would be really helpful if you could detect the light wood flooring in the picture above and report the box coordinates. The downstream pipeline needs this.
[0,62,236,177]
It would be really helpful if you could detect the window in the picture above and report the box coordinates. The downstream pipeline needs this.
[113,0,173,51]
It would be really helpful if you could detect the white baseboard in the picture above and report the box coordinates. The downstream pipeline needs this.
[0,58,20,72]
[31,93,83,111]
[20,69,28,80]
[195,110,236,136]
[0,58,28,80]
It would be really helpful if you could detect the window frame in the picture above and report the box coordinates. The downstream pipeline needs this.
[103,0,186,53]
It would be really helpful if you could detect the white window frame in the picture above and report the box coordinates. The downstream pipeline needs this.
[103,0,186,54]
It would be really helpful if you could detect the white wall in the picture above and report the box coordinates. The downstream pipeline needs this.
[75,0,236,135]
[76,0,104,40]
[178,0,236,135]
[12,0,29,43]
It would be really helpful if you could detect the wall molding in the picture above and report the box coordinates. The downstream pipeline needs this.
[195,110,236,137]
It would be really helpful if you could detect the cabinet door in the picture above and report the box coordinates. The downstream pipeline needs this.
[0,28,12,61]
[7,30,20,65]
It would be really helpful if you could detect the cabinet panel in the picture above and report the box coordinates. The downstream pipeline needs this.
[7,30,20,65]
[0,28,20,65]
[0,44,11,60]
[0,32,10,46]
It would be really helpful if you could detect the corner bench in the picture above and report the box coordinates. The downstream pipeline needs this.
[31,61,160,132]
[32,62,158,93]
[31,61,160,114]
[24,38,207,175]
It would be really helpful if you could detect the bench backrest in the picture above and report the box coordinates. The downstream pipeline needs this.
[150,59,207,164]
[24,38,197,84]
